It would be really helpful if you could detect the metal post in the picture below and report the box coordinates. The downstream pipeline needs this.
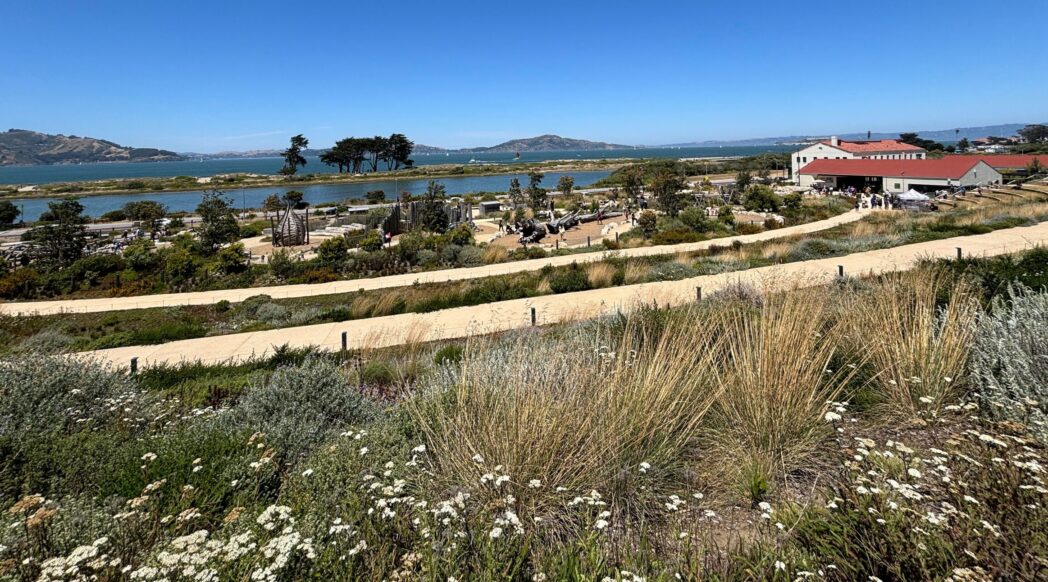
[837,265,845,277]
[530,307,537,327]
[130,357,138,376]
[956,247,962,260]
[341,331,348,353]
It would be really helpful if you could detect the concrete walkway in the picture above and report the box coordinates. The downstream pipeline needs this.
[1,210,868,316]
[84,220,1048,369]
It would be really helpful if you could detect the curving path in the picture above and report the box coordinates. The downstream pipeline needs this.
[83,220,1048,369]
[1,211,868,316]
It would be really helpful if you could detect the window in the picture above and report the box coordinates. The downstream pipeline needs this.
[894,183,901,189]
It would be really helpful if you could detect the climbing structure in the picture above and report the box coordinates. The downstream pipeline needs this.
[272,204,308,247]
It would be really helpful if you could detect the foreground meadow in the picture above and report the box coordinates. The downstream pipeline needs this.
[2,251,1047,581]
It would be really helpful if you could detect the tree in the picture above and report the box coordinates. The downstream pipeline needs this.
[214,242,248,274]
[956,137,971,151]
[507,178,525,208]
[387,133,414,170]
[195,191,240,254]
[24,198,87,269]
[280,134,309,175]
[557,175,575,199]
[1018,124,1048,144]
[1028,158,1046,176]
[282,190,305,207]
[526,171,547,212]
[366,190,386,205]
[417,181,450,234]
[650,170,686,217]
[735,170,753,191]
[636,210,657,238]
[742,185,783,213]
[717,205,735,225]
[622,166,644,204]
[783,192,803,211]
[123,200,167,237]
[261,194,284,217]
[899,132,944,151]
[0,201,20,226]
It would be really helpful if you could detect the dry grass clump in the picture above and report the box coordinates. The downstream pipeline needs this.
[842,270,978,418]
[759,241,794,261]
[623,261,650,284]
[586,262,616,288]
[483,245,509,264]
[408,312,723,518]
[705,289,852,496]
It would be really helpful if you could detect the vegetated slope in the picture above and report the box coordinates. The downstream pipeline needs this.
[0,129,184,165]
[464,134,632,152]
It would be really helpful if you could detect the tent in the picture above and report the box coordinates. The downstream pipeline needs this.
[897,189,930,202]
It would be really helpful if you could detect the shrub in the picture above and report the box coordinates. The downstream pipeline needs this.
[457,246,485,267]
[585,262,616,288]
[361,360,397,386]
[416,249,440,267]
[358,230,384,252]
[223,358,379,458]
[971,288,1048,443]
[548,263,591,294]
[0,354,145,440]
[15,328,75,354]
[433,344,464,367]
[483,245,508,264]
[646,261,694,282]
[679,206,711,233]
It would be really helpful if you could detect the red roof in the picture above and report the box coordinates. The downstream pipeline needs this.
[799,157,986,180]
[969,154,1047,169]
[820,139,926,154]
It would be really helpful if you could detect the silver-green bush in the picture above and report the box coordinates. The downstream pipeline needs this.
[971,288,1048,443]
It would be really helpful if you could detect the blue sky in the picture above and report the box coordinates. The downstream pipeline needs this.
[3,0,1047,152]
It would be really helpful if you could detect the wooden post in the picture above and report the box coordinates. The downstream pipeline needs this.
[696,286,702,301]
[837,265,845,277]
[530,307,537,327]
[587,236,591,247]
[556,240,559,250]
[615,231,619,243]
[130,357,138,376]
[341,331,348,354]
[956,247,963,260]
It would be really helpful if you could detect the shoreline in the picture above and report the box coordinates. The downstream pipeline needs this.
[0,158,640,200]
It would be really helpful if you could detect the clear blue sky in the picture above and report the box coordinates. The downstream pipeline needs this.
[3,0,1046,152]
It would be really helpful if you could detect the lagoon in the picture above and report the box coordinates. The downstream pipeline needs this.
[11,170,612,220]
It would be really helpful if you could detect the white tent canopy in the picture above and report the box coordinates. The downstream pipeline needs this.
[897,189,930,202]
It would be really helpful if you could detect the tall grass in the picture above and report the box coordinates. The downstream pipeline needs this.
[408,313,724,520]
[843,270,978,417]
[585,262,616,288]
[705,289,851,497]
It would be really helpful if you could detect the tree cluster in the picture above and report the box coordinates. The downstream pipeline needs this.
[320,134,414,173]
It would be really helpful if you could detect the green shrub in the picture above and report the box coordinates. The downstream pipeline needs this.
[646,261,695,282]
[361,360,397,386]
[548,263,591,294]
[433,344,464,366]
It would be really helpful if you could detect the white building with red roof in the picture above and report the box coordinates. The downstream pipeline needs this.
[792,136,927,186]
[798,158,1001,193]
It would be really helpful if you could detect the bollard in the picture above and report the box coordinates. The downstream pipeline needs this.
[587,236,591,247]
[530,307,537,327]
[615,231,619,243]
[556,240,559,250]
[341,331,348,354]
[837,265,845,277]
[130,357,138,376]
[696,286,702,301]
[956,247,963,260]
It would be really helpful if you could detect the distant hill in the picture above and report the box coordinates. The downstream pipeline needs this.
[663,123,1042,147]
[0,129,184,166]
[462,134,631,153]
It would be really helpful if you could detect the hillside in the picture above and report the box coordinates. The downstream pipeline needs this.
[0,129,184,166]
[663,123,1042,147]
[464,134,631,153]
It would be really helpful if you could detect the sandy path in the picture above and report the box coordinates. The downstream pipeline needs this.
[1,211,868,317]
[83,220,1048,368]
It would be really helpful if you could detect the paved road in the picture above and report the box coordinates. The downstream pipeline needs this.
[83,220,1048,369]
[1,210,868,316]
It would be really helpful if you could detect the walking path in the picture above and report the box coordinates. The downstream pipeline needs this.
[83,220,1048,369]
[1,210,867,316]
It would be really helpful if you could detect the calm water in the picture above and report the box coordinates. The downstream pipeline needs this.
[12,170,611,220]
[0,146,795,186]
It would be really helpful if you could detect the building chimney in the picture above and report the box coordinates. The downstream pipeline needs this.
[830,135,840,147]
